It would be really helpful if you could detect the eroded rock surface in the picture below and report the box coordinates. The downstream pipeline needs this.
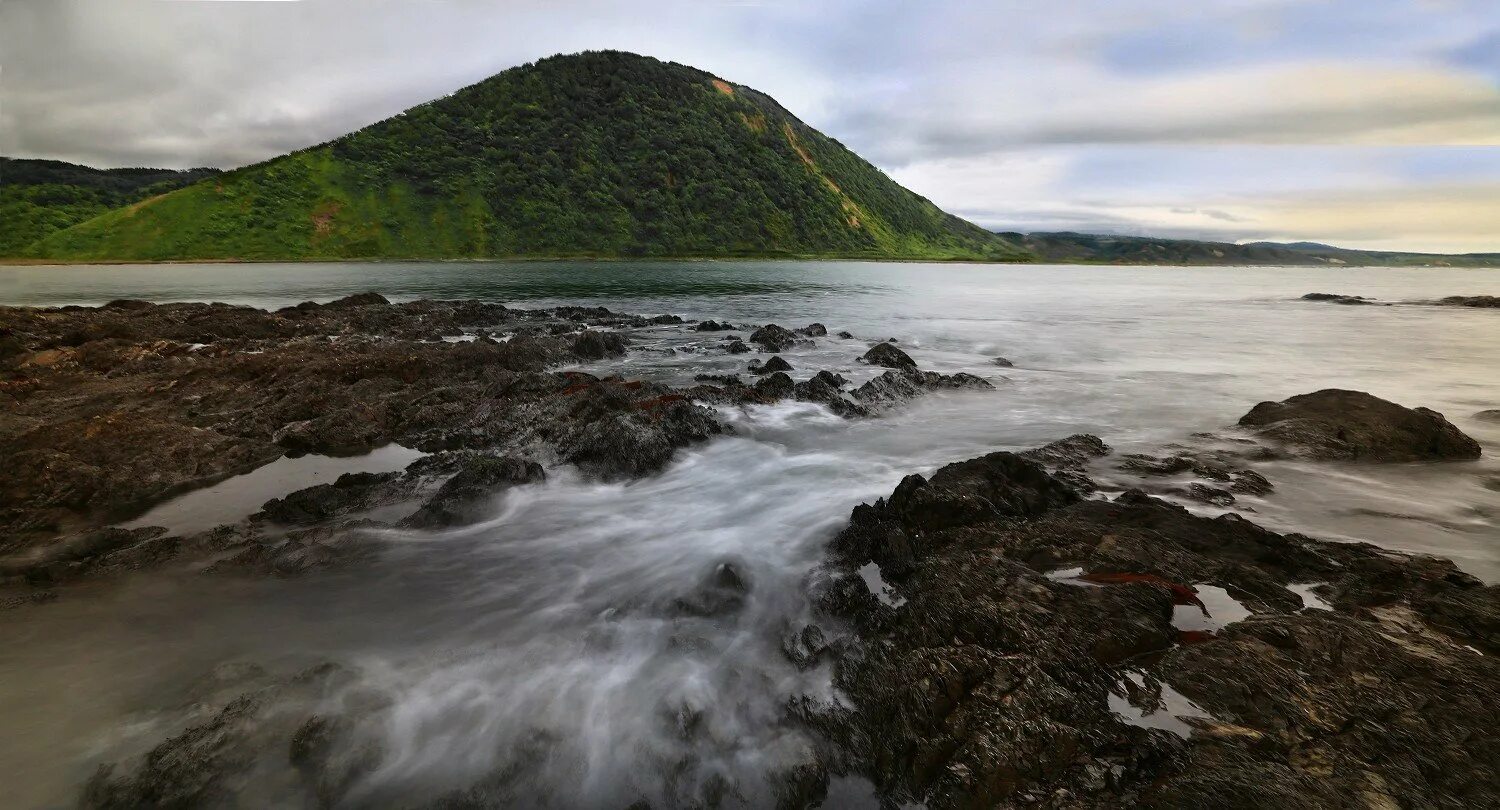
[812,443,1500,808]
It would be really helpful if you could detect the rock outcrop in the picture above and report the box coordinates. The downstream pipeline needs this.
[1238,389,1481,461]
[812,442,1500,808]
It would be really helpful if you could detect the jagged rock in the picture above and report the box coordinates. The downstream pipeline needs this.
[750,355,793,375]
[570,329,628,360]
[749,324,799,352]
[836,331,855,339]
[796,323,828,337]
[850,368,992,408]
[257,472,403,525]
[753,372,796,401]
[1022,434,1111,469]
[1238,389,1481,461]
[694,373,743,386]
[695,320,736,331]
[814,438,1500,809]
[726,340,751,354]
[859,342,915,369]
[402,455,545,528]
[671,561,752,617]
[992,356,1014,367]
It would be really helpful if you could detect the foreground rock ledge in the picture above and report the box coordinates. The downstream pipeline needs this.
[812,446,1499,808]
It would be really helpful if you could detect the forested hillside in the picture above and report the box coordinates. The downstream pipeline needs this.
[0,159,219,256]
[24,52,1028,262]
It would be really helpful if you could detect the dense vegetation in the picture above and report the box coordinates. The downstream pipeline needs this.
[0,159,219,256]
[24,52,1028,262]
[1007,231,1500,268]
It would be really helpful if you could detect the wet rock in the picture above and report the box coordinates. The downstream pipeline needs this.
[793,371,868,418]
[750,355,794,375]
[725,340,751,354]
[695,320,736,332]
[325,292,391,308]
[1229,469,1274,496]
[694,373,743,386]
[992,356,1015,367]
[1238,389,1481,461]
[781,624,830,671]
[1182,482,1235,506]
[81,663,359,809]
[671,561,752,617]
[836,331,855,340]
[753,372,796,401]
[1475,409,1500,423]
[850,368,992,409]
[749,324,799,352]
[1301,292,1375,305]
[858,342,915,369]
[208,523,380,576]
[1022,434,1111,469]
[571,329,628,360]
[1439,295,1500,308]
[257,471,403,525]
[796,323,828,337]
[403,456,545,528]
[0,298,730,573]
[814,439,1500,809]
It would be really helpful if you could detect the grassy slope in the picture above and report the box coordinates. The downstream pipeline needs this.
[0,159,219,256]
[31,52,1029,263]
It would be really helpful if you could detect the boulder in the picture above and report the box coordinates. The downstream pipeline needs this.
[749,324,799,352]
[695,320,736,332]
[725,340,751,354]
[796,323,828,337]
[1238,389,1481,462]
[859,342,916,369]
[749,355,793,375]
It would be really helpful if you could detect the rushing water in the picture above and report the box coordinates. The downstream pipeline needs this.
[2,260,1498,807]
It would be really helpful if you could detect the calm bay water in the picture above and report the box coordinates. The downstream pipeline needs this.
[2,260,1498,807]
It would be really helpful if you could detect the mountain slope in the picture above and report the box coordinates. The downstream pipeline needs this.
[1006,231,1500,268]
[28,52,1028,262]
[0,158,219,256]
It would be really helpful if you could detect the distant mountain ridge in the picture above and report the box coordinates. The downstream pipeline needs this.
[1005,231,1500,268]
[12,51,1026,262]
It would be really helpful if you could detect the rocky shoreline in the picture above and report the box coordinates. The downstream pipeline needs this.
[0,294,988,599]
[3,294,1497,807]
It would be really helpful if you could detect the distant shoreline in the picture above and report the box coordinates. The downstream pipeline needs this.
[2,256,1495,269]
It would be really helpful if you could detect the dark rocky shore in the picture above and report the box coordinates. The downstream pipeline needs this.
[802,393,1496,808]
[3,295,1496,807]
[0,295,986,597]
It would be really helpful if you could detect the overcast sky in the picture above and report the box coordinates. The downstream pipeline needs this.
[3,0,1498,252]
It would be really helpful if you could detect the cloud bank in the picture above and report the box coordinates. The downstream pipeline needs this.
[2,0,1496,252]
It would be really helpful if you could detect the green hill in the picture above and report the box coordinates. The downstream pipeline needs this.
[22,51,1028,262]
[0,158,219,256]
